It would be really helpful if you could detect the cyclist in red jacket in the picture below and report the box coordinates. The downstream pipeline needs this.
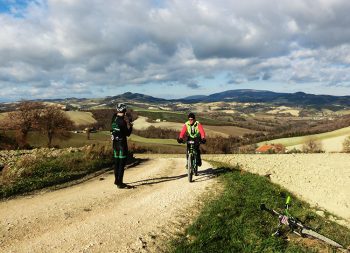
[177,112,206,166]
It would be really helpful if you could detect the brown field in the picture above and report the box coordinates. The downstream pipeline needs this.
[205,125,257,137]
[0,113,8,126]
[64,111,97,126]
[133,116,256,137]
[266,106,300,116]
[262,126,350,153]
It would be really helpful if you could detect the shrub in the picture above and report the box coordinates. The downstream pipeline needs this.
[302,138,324,153]
[342,136,350,153]
[133,126,178,139]
[286,147,302,154]
[238,144,258,154]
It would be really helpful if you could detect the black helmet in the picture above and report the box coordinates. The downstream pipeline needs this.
[188,112,195,119]
[116,103,127,113]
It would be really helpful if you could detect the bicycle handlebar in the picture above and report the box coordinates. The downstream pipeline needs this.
[260,203,281,216]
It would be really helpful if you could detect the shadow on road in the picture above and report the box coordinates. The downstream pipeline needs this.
[127,166,230,187]
[192,167,231,182]
[104,158,150,176]
[127,174,187,187]
[127,158,150,169]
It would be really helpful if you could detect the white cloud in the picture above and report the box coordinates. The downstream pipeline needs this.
[1,0,350,100]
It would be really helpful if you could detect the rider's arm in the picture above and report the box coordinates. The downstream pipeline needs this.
[198,123,206,139]
[179,124,187,139]
[119,118,132,137]
[126,123,132,137]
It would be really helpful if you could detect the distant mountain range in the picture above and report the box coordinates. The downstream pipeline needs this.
[191,89,350,107]
[104,89,350,108]
[3,89,350,109]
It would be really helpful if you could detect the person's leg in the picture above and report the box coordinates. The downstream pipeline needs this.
[114,143,123,186]
[197,146,202,166]
[117,144,128,188]
[118,158,126,185]
[186,144,189,170]
[114,157,120,185]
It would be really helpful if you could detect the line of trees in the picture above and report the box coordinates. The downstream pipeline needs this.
[89,109,138,130]
[1,101,74,148]
[133,126,178,139]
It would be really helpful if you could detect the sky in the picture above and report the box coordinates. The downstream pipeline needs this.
[1,0,350,102]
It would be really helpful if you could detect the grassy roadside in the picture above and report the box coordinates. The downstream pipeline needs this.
[170,162,350,252]
[0,145,115,199]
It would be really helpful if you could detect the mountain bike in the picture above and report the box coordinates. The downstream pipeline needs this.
[260,196,347,250]
[186,139,199,182]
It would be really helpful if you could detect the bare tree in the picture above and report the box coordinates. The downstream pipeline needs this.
[343,136,350,153]
[273,143,286,154]
[3,101,42,148]
[38,105,74,147]
[302,138,324,153]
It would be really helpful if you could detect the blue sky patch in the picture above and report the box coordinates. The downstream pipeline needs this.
[0,0,32,14]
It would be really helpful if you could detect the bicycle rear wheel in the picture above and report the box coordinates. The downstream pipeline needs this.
[187,154,193,182]
[302,228,343,248]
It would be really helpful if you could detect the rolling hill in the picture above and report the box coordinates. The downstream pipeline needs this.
[101,90,350,109]
[2,89,350,111]
[259,126,350,152]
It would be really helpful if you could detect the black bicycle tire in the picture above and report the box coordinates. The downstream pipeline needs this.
[302,228,343,248]
[188,154,193,182]
[194,153,198,176]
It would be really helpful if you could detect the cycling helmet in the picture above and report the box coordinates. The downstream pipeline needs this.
[188,112,195,119]
[116,103,127,113]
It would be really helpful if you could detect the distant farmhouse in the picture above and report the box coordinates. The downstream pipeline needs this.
[256,144,285,154]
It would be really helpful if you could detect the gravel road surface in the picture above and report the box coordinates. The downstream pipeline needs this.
[0,158,219,253]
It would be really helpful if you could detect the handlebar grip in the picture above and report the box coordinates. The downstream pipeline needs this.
[285,196,291,205]
[260,203,267,210]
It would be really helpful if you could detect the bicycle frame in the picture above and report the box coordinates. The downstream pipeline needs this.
[260,197,345,249]
[186,140,199,182]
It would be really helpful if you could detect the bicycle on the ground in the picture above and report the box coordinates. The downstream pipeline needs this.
[260,196,347,250]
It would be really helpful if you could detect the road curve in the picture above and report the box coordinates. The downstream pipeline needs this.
[0,158,219,253]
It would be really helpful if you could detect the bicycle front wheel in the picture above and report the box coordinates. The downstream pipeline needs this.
[193,154,198,176]
[302,228,343,248]
[187,154,193,182]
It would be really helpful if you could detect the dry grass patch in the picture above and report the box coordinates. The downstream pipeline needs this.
[64,111,97,126]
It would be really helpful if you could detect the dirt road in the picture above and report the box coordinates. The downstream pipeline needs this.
[0,158,219,253]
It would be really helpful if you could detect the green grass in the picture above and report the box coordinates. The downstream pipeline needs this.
[170,162,350,253]
[3,129,185,153]
[134,108,233,126]
[25,131,110,148]
[2,130,111,148]
[0,151,113,199]
[129,134,179,145]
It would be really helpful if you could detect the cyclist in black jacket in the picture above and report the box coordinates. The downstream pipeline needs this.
[111,103,132,189]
